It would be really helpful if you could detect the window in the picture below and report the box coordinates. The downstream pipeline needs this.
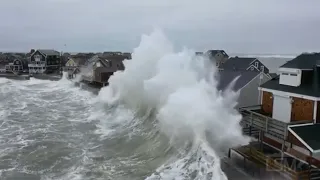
[282,73,289,75]
[290,73,297,76]
[255,62,258,67]
[250,66,254,71]
[34,55,41,61]
[261,65,264,72]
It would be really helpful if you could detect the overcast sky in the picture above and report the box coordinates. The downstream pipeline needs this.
[0,0,319,54]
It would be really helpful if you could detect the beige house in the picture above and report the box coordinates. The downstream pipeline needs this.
[64,58,85,78]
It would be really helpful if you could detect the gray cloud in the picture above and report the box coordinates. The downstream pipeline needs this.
[0,0,319,54]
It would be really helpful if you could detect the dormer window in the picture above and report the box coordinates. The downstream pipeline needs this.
[250,66,254,71]
[261,65,264,72]
[255,62,259,67]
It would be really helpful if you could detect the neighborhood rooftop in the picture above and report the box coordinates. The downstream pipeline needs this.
[289,124,320,152]
[261,52,320,97]
[220,57,257,70]
[37,49,60,56]
[280,52,320,69]
[217,70,261,91]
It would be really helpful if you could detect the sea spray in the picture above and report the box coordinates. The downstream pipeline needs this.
[97,29,250,179]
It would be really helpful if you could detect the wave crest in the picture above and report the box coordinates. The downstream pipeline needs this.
[96,29,250,179]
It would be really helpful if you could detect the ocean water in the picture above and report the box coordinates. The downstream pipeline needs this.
[0,30,289,180]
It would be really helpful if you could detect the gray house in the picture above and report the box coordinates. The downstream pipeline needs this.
[219,57,269,74]
[29,49,61,74]
[217,70,271,109]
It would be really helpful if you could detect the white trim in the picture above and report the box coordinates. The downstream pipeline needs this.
[288,123,314,128]
[246,64,260,71]
[258,87,320,101]
[288,127,314,153]
[248,58,259,65]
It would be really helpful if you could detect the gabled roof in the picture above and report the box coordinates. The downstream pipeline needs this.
[37,49,60,56]
[288,124,320,153]
[220,57,257,70]
[280,53,320,70]
[217,70,260,91]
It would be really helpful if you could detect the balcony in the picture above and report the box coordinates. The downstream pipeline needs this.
[28,63,46,67]
[239,105,313,140]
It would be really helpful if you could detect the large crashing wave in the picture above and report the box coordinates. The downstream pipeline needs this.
[97,30,250,180]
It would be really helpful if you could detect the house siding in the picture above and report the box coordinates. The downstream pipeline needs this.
[237,73,270,108]
[262,91,273,114]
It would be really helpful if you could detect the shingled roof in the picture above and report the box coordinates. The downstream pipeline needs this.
[217,70,261,91]
[38,49,60,56]
[220,57,257,70]
[288,124,320,152]
[280,53,320,70]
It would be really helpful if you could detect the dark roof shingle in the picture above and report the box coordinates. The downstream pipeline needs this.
[38,49,60,56]
[289,124,320,151]
[220,57,256,70]
[217,70,260,91]
[280,53,320,69]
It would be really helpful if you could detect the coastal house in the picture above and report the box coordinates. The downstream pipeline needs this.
[205,50,229,67]
[81,55,125,86]
[64,57,86,78]
[217,71,271,109]
[219,56,269,74]
[28,49,61,74]
[231,52,320,179]
[5,58,28,73]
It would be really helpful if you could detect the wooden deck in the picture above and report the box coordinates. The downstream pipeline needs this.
[231,143,311,180]
[239,105,313,140]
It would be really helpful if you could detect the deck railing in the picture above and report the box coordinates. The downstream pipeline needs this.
[239,105,313,140]
[241,146,310,180]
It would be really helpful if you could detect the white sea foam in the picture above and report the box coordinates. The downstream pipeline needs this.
[97,29,250,179]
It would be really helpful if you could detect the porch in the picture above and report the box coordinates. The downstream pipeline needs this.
[239,105,313,140]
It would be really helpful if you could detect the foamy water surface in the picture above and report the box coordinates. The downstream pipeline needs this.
[0,30,259,180]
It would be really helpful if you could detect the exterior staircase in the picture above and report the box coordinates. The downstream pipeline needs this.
[310,168,320,180]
